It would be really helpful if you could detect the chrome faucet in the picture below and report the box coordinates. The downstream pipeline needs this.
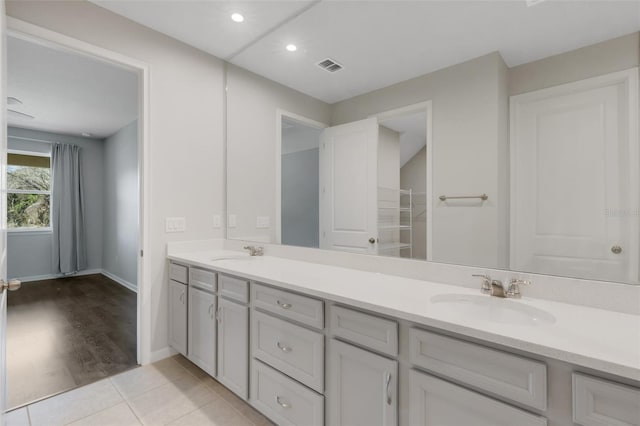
[472,275,531,298]
[243,245,264,256]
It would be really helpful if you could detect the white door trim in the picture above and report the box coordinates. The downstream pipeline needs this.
[509,68,639,282]
[7,17,153,364]
[275,109,327,245]
[368,101,434,261]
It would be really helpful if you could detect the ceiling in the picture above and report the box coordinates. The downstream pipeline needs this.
[91,0,640,104]
[7,36,138,138]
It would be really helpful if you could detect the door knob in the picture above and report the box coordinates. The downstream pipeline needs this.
[369,237,376,244]
[1,279,21,292]
[611,245,623,254]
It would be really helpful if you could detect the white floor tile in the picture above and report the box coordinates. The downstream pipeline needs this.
[27,379,123,426]
[5,407,30,426]
[111,358,191,401]
[167,398,241,426]
[127,374,218,425]
[66,402,141,426]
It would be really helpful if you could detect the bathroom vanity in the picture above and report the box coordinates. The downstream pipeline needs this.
[167,248,640,426]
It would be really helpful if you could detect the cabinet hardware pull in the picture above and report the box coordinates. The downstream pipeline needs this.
[276,342,292,353]
[385,372,392,405]
[208,304,214,318]
[180,292,185,303]
[276,396,291,409]
[216,307,222,322]
[276,300,292,309]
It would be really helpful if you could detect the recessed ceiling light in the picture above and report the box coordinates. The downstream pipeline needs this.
[231,13,244,23]
[526,0,546,6]
[82,132,92,137]
[286,44,297,52]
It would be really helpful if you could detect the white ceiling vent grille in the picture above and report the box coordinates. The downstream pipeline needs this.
[317,58,343,73]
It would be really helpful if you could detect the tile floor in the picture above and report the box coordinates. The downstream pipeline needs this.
[5,355,274,426]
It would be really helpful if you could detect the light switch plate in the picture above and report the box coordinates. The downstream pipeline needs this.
[228,214,237,228]
[166,217,186,233]
[212,214,221,229]
[256,216,270,229]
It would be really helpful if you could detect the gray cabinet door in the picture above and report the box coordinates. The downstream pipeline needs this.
[217,298,249,399]
[327,339,398,426]
[188,287,216,376]
[168,280,188,356]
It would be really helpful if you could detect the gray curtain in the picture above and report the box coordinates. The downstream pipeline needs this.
[52,143,87,274]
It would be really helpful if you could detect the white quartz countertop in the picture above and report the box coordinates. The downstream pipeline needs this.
[168,250,640,381]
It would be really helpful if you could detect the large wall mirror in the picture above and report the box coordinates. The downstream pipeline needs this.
[226,1,640,285]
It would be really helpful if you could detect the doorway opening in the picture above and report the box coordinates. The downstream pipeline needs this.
[276,110,327,248]
[5,33,140,409]
[373,101,432,260]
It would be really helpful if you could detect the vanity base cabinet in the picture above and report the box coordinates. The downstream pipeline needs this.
[217,297,249,400]
[572,373,640,426]
[168,279,188,356]
[327,339,398,426]
[251,359,324,426]
[187,286,216,376]
[408,369,547,426]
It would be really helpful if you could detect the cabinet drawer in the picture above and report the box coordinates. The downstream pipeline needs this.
[573,373,640,426]
[252,283,324,329]
[253,310,324,392]
[189,267,216,293]
[330,305,398,357]
[169,263,188,284]
[251,360,324,426]
[409,328,547,410]
[219,274,249,303]
[409,370,547,426]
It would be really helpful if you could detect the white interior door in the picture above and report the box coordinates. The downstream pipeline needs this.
[510,69,639,283]
[319,118,378,253]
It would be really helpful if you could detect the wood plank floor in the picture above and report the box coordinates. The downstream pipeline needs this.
[6,274,137,409]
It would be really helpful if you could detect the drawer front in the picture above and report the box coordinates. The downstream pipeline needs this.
[330,305,398,357]
[219,274,249,303]
[409,328,547,411]
[252,283,324,329]
[253,310,324,392]
[573,373,640,426]
[251,360,324,426]
[169,263,188,284]
[409,370,547,426]
[189,267,216,293]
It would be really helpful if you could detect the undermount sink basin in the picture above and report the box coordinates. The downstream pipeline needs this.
[430,293,556,326]
[209,255,252,261]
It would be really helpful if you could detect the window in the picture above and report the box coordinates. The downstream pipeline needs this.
[7,152,51,230]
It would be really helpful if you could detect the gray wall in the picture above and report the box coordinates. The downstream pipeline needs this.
[281,148,319,248]
[332,52,509,269]
[103,121,138,288]
[509,32,639,95]
[7,127,104,279]
[226,64,331,243]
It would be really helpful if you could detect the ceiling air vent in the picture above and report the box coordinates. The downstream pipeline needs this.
[317,58,343,73]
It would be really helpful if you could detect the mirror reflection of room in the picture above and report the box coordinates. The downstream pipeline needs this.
[227,17,639,284]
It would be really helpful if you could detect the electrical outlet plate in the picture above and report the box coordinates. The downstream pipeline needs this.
[165,217,186,233]
[256,216,270,229]
[228,214,237,228]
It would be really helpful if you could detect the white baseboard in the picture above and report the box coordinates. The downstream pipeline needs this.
[17,268,103,283]
[101,269,138,293]
[150,346,178,363]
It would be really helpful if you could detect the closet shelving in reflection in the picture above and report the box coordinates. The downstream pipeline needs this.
[378,188,413,258]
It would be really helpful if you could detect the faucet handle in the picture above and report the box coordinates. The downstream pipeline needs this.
[507,279,531,298]
[472,274,492,294]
